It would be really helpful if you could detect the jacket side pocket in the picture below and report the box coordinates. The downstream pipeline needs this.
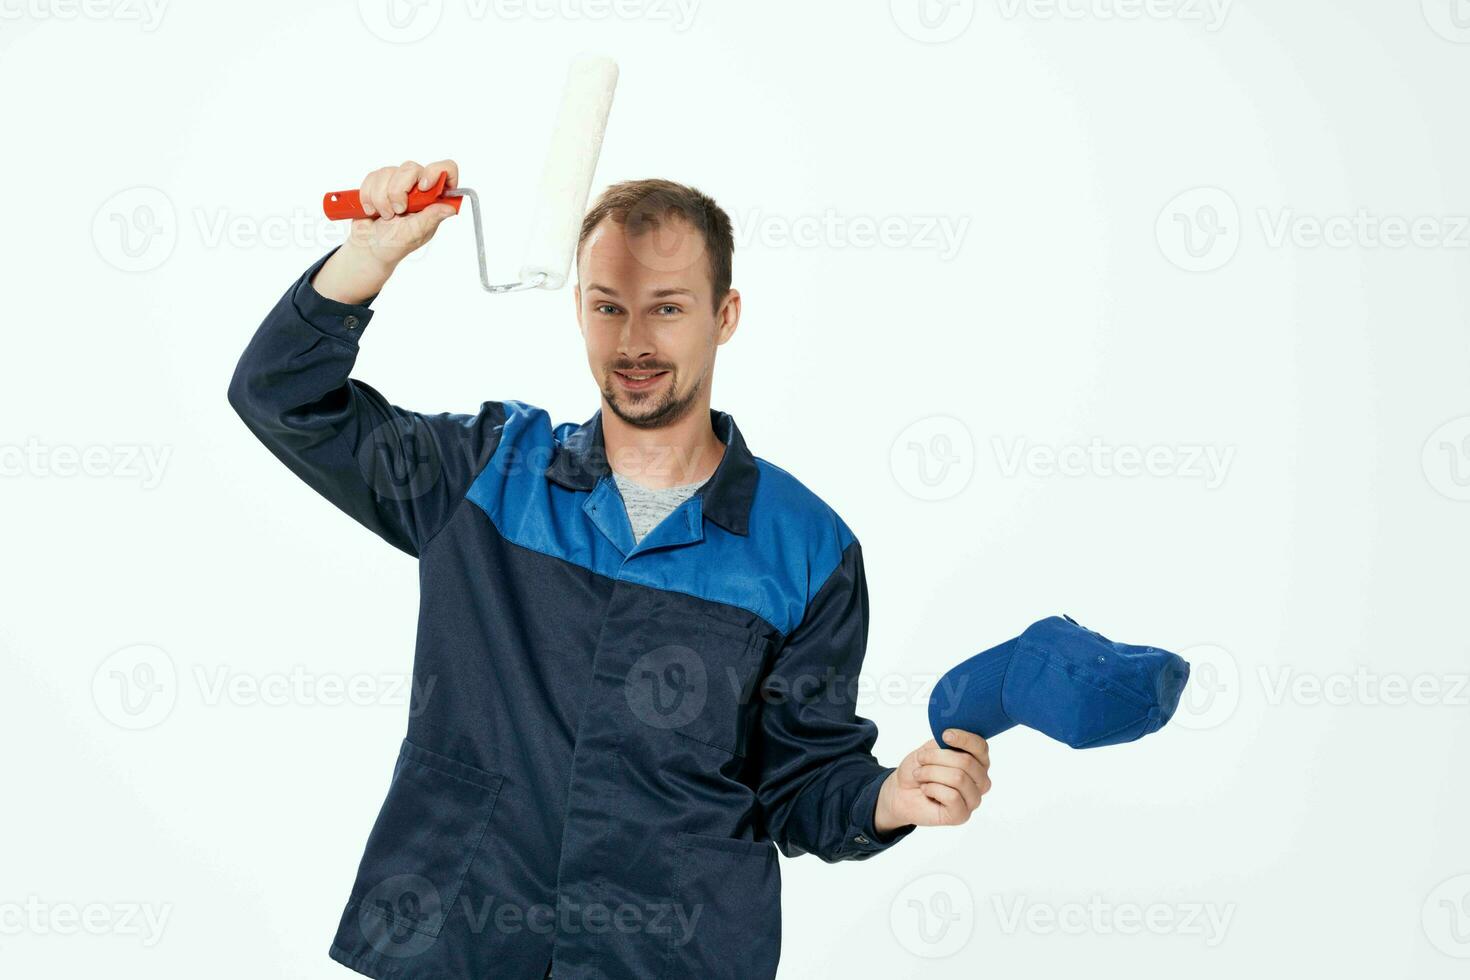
[666,831,782,979]
[347,738,504,942]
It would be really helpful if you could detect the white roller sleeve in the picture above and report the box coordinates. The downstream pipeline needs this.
[519,55,619,290]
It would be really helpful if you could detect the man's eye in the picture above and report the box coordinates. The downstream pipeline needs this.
[656,305,681,315]
[596,304,621,315]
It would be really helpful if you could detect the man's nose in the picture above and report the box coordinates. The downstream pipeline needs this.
[616,316,656,359]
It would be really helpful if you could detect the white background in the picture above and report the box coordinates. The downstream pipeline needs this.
[3,0,1468,976]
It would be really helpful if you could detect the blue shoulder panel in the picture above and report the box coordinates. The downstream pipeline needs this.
[464,401,856,637]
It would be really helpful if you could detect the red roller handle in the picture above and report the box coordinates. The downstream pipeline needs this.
[321,171,464,220]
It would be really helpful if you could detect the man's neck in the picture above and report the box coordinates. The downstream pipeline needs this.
[600,399,726,490]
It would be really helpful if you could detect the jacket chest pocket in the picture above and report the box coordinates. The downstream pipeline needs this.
[620,613,774,758]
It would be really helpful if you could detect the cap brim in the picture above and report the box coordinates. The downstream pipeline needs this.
[928,637,1020,748]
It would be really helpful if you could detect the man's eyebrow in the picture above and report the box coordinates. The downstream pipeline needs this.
[585,284,697,300]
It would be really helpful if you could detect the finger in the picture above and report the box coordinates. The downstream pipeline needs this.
[359,167,392,218]
[919,782,973,825]
[418,158,459,192]
[915,764,985,810]
[916,742,989,782]
[400,203,458,247]
[939,728,990,768]
[917,762,991,801]
[372,166,399,221]
[365,164,395,219]
[410,203,459,237]
[916,745,988,787]
[387,161,422,215]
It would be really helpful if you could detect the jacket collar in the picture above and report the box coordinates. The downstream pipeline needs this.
[544,407,759,536]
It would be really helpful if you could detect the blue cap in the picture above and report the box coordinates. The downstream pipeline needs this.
[928,615,1190,750]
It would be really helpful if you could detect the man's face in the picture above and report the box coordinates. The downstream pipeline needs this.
[575,215,737,429]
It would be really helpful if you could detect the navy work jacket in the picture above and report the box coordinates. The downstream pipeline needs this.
[227,247,915,979]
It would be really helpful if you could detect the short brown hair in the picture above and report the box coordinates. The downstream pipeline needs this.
[577,178,734,310]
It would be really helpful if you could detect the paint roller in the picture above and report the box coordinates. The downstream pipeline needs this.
[320,54,619,294]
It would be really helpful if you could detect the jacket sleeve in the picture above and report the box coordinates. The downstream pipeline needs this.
[227,246,507,558]
[750,538,918,862]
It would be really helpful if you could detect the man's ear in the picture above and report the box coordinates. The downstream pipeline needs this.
[573,284,585,337]
[715,288,741,346]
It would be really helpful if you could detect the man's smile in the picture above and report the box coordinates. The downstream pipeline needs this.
[612,369,670,392]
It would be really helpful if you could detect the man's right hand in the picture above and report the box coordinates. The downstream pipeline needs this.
[312,159,461,305]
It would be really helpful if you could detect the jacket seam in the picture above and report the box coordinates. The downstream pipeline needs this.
[418,408,509,558]
[466,495,783,635]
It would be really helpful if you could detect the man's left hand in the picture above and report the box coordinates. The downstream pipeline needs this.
[873,729,992,834]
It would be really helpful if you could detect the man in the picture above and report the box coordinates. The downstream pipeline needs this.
[228,159,992,979]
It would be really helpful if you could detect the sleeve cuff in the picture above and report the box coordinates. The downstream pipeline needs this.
[291,245,379,345]
[840,766,916,859]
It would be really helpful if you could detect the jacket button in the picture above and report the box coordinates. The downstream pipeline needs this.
[853,834,870,844]
[344,315,360,330]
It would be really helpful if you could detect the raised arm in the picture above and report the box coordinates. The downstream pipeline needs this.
[227,160,505,557]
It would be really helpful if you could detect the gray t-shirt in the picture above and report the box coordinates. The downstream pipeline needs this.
[612,471,709,544]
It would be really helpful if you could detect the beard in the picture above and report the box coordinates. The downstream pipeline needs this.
[602,365,706,430]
